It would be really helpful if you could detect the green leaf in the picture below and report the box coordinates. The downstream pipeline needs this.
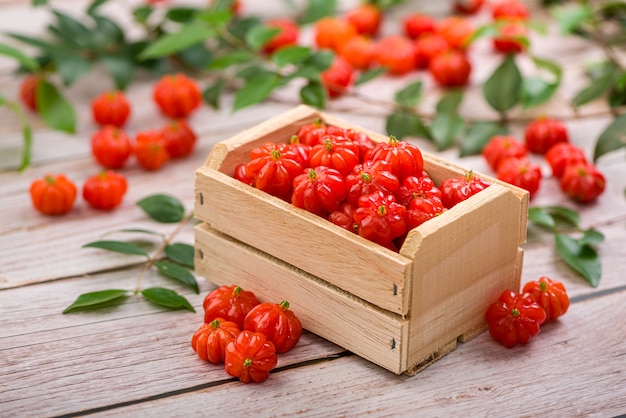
[236,65,272,81]
[7,33,61,54]
[522,56,562,109]
[52,10,91,40]
[580,229,605,246]
[33,0,48,5]
[290,65,322,82]
[483,55,522,113]
[300,81,327,108]
[459,121,507,157]
[91,15,125,47]
[528,207,556,230]
[3,99,33,171]
[36,79,76,133]
[571,72,616,108]
[531,55,563,79]
[271,46,311,68]
[86,0,109,16]
[137,194,186,223]
[303,50,334,71]
[521,77,559,108]
[127,40,167,74]
[165,243,195,269]
[233,73,280,111]
[300,0,337,24]
[430,113,464,151]
[467,22,500,44]
[393,80,423,108]
[555,233,601,287]
[83,240,150,258]
[18,109,33,172]
[552,3,594,34]
[203,78,225,109]
[63,289,129,313]
[133,5,154,24]
[210,0,239,13]
[141,287,195,312]
[54,53,93,87]
[436,89,464,114]
[154,260,198,293]
[543,205,580,227]
[207,50,255,70]
[385,112,430,140]
[198,9,234,27]
[100,53,134,90]
[245,25,281,52]
[165,6,199,23]
[608,82,626,109]
[356,67,386,86]
[593,113,626,161]
[599,1,626,18]
[0,42,40,71]
[139,21,215,60]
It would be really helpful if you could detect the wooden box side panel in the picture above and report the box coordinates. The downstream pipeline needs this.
[194,166,412,315]
[194,223,409,375]
[402,185,524,368]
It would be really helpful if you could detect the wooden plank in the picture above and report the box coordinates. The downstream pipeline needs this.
[403,184,524,371]
[195,223,408,374]
[79,290,626,417]
[195,166,412,315]
[0,267,344,417]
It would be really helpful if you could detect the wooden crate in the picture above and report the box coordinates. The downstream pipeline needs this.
[194,105,529,375]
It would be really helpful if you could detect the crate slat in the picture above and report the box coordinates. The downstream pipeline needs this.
[195,223,409,374]
[195,166,413,315]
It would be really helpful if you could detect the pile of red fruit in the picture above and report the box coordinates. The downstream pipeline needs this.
[90,73,200,172]
[191,284,302,383]
[233,120,491,252]
[259,0,532,97]
[486,276,570,348]
[482,116,606,203]
[26,73,203,215]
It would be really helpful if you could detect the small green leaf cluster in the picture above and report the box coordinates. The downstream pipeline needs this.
[385,82,506,156]
[384,49,561,156]
[483,55,562,114]
[63,194,198,314]
[528,205,604,287]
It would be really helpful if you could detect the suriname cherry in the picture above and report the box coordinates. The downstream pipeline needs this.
[153,73,201,119]
[91,91,131,127]
[429,50,472,87]
[375,35,417,76]
[82,171,128,210]
[91,125,132,169]
[134,130,170,171]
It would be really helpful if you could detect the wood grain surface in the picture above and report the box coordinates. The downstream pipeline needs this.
[1,0,625,416]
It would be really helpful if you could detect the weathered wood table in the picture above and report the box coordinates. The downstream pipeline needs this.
[1,0,625,416]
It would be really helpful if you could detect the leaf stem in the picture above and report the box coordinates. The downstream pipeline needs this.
[134,212,194,293]
[585,212,626,230]
[5,100,33,171]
